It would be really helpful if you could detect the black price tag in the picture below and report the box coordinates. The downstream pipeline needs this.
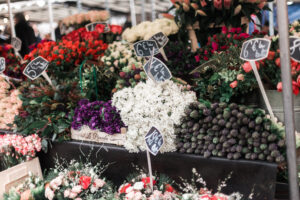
[11,37,22,52]
[150,32,169,49]
[143,57,172,82]
[133,40,160,57]
[85,22,110,32]
[0,57,5,73]
[290,37,300,62]
[23,56,49,80]
[240,38,271,61]
[145,127,164,156]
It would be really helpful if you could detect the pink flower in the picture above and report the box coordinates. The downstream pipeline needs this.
[211,42,218,51]
[230,80,238,88]
[237,74,244,81]
[242,62,252,73]
[277,82,282,92]
[221,26,228,34]
[195,55,200,62]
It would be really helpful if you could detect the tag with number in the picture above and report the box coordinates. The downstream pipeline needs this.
[145,127,164,156]
[150,32,169,49]
[133,40,160,57]
[143,57,172,82]
[290,37,300,62]
[11,37,22,52]
[0,57,5,73]
[240,38,271,61]
[23,56,49,80]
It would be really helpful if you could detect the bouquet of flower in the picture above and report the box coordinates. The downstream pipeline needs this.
[122,18,179,43]
[112,80,196,153]
[194,45,258,103]
[0,134,41,171]
[14,78,82,142]
[62,10,110,28]
[0,76,22,130]
[24,39,108,77]
[44,159,114,200]
[101,41,146,92]
[3,173,46,200]
[290,19,300,37]
[178,169,244,200]
[0,43,23,79]
[239,36,300,95]
[118,170,178,200]
[63,24,123,44]
[71,99,124,134]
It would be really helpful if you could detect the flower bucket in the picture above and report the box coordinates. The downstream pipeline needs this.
[0,157,43,199]
[259,90,300,132]
[71,126,126,146]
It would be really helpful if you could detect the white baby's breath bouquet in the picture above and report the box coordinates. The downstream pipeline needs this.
[122,18,179,43]
[112,79,196,153]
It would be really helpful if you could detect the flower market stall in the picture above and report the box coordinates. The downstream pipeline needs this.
[1,0,300,200]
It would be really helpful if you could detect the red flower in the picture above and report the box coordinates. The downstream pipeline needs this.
[267,51,275,60]
[297,75,300,86]
[110,25,123,34]
[293,81,299,95]
[165,184,174,193]
[212,42,218,51]
[211,195,227,200]
[141,177,156,187]
[79,176,91,190]
[277,82,282,92]
[214,0,222,9]
[195,55,200,62]
[230,80,238,88]
[119,183,131,194]
[221,26,228,34]
[275,58,281,67]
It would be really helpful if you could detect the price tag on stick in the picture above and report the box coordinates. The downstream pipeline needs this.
[133,40,160,57]
[23,56,54,88]
[144,127,164,191]
[289,37,300,62]
[150,32,169,61]
[85,22,110,32]
[11,37,22,52]
[240,38,275,121]
[143,57,172,82]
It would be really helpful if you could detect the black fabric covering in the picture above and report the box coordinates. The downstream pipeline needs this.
[38,140,278,200]
[15,20,36,57]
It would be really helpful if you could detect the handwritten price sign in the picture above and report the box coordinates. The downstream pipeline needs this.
[143,57,172,82]
[145,127,164,156]
[11,37,22,52]
[240,38,271,61]
[133,40,160,57]
[150,32,168,49]
[23,56,49,80]
[289,37,300,62]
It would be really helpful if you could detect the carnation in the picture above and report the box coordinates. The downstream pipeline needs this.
[112,80,196,153]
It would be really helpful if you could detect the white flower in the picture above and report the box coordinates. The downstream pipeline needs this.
[125,191,136,200]
[45,187,55,200]
[126,186,134,194]
[90,185,98,193]
[69,192,78,199]
[133,182,144,190]
[64,189,71,198]
[71,185,82,194]
[94,178,106,188]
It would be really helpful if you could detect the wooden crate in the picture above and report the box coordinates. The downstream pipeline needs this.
[0,157,43,199]
[71,126,126,146]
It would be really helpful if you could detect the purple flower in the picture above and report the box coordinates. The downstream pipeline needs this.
[71,99,124,134]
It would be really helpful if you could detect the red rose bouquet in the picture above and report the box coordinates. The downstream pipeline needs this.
[0,43,23,79]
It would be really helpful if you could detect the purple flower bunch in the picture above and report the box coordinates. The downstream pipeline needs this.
[71,99,124,134]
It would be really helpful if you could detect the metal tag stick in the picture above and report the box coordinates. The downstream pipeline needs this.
[249,61,275,121]
[276,1,300,199]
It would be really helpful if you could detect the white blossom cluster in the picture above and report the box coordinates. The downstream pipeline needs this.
[112,80,196,153]
[122,18,179,43]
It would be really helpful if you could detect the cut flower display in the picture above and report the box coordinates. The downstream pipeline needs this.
[0,134,42,170]
[122,18,179,43]
[112,80,196,153]
[71,99,124,134]
[62,10,110,27]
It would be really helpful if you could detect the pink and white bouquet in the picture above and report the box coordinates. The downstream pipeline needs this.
[118,172,179,200]
[0,76,22,129]
[62,10,109,27]
[44,159,114,200]
[0,134,42,170]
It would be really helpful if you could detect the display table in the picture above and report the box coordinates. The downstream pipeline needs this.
[38,140,278,200]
